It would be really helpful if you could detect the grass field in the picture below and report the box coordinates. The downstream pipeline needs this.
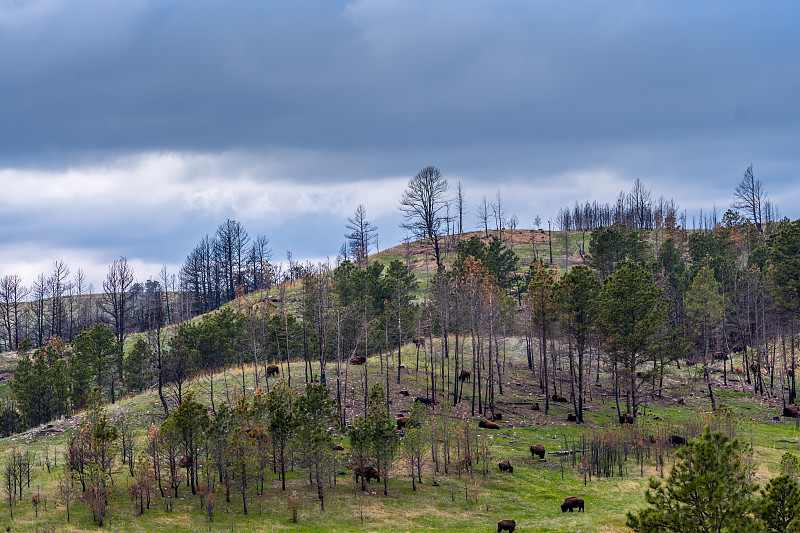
[2,335,799,532]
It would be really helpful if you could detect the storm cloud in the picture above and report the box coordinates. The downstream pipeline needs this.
[1,0,799,285]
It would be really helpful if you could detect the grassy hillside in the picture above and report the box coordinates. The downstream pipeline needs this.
[1,333,798,532]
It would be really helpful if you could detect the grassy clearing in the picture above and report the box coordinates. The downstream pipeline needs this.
[3,337,800,532]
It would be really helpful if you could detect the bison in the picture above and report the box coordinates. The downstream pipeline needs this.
[530,444,545,460]
[266,364,279,377]
[491,412,503,421]
[415,396,434,406]
[619,413,635,424]
[567,413,577,422]
[670,435,686,446]
[561,496,584,512]
[784,405,799,418]
[412,335,426,348]
[498,460,513,473]
[396,417,411,430]
[331,444,344,451]
[479,420,500,430]
[354,466,380,484]
[531,402,540,411]
[459,369,471,382]
[552,394,568,403]
[497,519,516,532]
[399,390,410,397]
[349,355,367,365]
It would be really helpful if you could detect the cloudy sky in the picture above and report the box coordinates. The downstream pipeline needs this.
[1,0,799,288]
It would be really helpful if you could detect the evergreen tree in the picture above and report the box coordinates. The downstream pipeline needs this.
[627,428,760,533]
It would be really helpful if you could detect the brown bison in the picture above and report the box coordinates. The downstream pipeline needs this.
[567,413,577,422]
[619,413,635,424]
[459,369,471,382]
[415,396,434,406]
[396,417,411,429]
[531,402,540,411]
[479,420,500,430]
[497,519,516,532]
[399,390,410,396]
[412,335,426,348]
[266,364,279,377]
[552,394,568,403]
[354,466,380,484]
[498,460,513,473]
[561,496,584,512]
[349,355,367,365]
[491,412,503,421]
[670,435,686,446]
[530,444,545,460]
[331,444,344,451]
[784,405,799,418]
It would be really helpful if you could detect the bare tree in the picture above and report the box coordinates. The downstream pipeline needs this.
[248,235,273,292]
[215,219,250,300]
[345,204,378,268]
[732,165,766,232]
[399,166,449,268]
[477,196,490,237]
[31,273,49,347]
[491,190,505,241]
[0,275,28,351]
[48,260,72,339]
[456,181,466,235]
[102,257,135,403]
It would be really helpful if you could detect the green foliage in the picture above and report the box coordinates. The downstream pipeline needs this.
[124,338,155,392]
[454,236,518,288]
[626,428,760,533]
[588,222,648,278]
[768,219,800,315]
[10,339,71,427]
[759,474,800,533]
[74,324,117,402]
[267,379,297,490]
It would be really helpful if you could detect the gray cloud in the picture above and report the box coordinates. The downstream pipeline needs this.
[1,0,799,286]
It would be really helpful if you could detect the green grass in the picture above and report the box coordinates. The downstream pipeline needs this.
[3,337,800,532]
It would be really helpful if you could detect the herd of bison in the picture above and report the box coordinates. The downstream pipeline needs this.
[357,388,593,532]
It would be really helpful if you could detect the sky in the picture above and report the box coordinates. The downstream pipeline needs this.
[1,0,799,289]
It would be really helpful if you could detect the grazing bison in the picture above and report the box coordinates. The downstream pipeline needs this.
[479,420,500,430]
[412,335,426,348]
[396,417,411,429]
[415,396,434,406]
[530,444,545,460]
[670,435,686,446]
[561,496,584,512]
[332,444,345,451]
[491,412,503,421]
[350,355,367,365]
[399,390,410,396]
[784,405,799,418]
[354,466,380,484]
[567,413,577,422]
[266,364,279,377]
[531,402,540,411]
[459,369,471,382]
[498,460,513,473]
[619,413,635,424]
[497,519,516,532]
[552,394,568,403]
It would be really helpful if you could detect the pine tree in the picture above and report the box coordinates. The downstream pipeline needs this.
[627,428,760,533]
